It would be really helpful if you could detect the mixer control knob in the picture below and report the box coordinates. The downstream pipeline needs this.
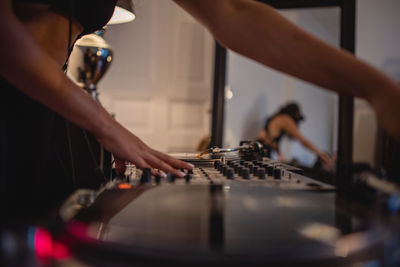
[266,165,274,176]
[248,164,254,173]
[220,164,227,173]
[168,173,176,183]
[222,165,229,174]
[238,166,244,176]
[273,168,282,180]
[258,168,266,179]
[240,160,245,165]
[242,167,250,179]
[262,163,268,168]
[223,166,230,176]
[185,174,191,183]
[226,168,234,179]
[140,168,152,184]
[234,164,240,174]
[188,169,193,174]
[219,164,225,172]
[155,175,161,184]
[253,166,259,175]
[214,161,220,169]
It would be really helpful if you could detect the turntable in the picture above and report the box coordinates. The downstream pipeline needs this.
[47,142,400,267]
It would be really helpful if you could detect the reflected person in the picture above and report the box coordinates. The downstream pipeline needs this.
[257,102,334,167]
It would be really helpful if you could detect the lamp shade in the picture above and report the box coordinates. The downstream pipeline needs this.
[108,0,136,25]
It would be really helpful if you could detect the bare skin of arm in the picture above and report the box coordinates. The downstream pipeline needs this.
[173,0,400,140]
[256,130,271,147]
[257,129,284,160]
[0,0,192,177]
[279,116,334,167]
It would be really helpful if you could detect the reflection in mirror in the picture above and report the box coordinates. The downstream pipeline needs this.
[223,7,340,173]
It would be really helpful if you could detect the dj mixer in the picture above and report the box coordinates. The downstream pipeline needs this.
[3,143,399,266]
[52,144,396,267]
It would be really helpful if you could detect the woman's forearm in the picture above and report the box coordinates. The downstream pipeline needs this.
[174,0,400,139]
[176,0,397,100]
[0,0,192,175]
[0,2,109,136]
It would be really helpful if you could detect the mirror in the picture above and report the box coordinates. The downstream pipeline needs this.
[223,7,340,169]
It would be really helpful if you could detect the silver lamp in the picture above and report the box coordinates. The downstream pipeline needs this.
[68,0,135,100]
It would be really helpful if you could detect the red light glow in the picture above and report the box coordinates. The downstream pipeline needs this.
[53,241,70,259]
[34,227,70,260]
[34,228,53,259]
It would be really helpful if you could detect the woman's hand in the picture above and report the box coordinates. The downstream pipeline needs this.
[0,0,193,179]
[318,153,335,171]
[97,119,193,178]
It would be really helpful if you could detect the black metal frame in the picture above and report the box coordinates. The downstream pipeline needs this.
[210,0,356,191]
[210,43,227,148]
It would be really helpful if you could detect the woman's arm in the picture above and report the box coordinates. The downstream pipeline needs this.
[281,116,333,166]
[256,129,269,144]
[173,0,400,140]
[0,0,192,177]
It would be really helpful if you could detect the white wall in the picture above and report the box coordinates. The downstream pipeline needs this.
[69,0,214,153]
[353,0,400,166]
[224,8,340,166]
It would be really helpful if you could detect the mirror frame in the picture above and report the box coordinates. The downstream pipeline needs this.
[210,0,356,191]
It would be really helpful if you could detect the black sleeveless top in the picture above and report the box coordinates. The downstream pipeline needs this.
[15,0,118,35]
[264,115,286,145]
[1,0,117,225]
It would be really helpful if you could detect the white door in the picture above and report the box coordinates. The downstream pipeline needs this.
[72,0,214,153]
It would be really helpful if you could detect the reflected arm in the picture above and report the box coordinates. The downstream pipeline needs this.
[282,117,332,165]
